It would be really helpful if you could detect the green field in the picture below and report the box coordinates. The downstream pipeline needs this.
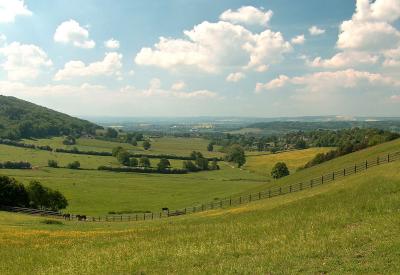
[24,136,224,158]
[1,150,399,274]
[244,147,333,177]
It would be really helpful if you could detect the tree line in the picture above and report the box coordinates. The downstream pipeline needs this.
[0,176,68,211]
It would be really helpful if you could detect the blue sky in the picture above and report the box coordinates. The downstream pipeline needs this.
[0,0,399,117]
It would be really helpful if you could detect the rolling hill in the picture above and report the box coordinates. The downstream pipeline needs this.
[0,96,101,139]
[0,147,399,274]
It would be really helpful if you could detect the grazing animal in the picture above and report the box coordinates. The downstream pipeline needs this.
[162,207,169,212]
[76,215,87,221]
[62,213,71,220]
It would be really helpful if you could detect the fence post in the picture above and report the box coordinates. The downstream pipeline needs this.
[289,185,292,192]
[229,197,232,206]
[249,194,252,202]
[365,160,368,169]
[377,156,379,165]
[184,208,187,214]
[388,154,390,162]
[322,175,324,184]
[239,196,242,204]
[220,200,223,208]
[120,215,122,222]
[332,172,335,181]
[152,213,154,219]
[311,179,313,188]
[343,168,346,176]
[113,216,115,222]
[279,187,282,194]
[300,182,302,190]
[354,164,357,173]
[258,192,261,200]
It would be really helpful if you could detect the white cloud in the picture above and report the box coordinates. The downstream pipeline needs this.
[219,6,273,26]
[171,81,186,91]
[308,51,379,68]
[0,42,52,80]
[0,0,32,23]
[135,20,291,73]
[0,34,6,45]
[54,52,122,80]
[309,26,325,36]
[104,38,120,49]
[256,75,289,92]
[337,0,400,51]
[226,72,245,82]
[390,95,400,102]
[54,20,95,49]
[291,34,305,45]
[383,46,400,66]
[256,69,400,93]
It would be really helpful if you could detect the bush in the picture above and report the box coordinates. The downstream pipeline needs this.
[225,144,246,167]
[0,176,29,207]
[48,160,58,168]
[143,140,151,150]
[139,157,151,168]
[62,135,76,145]
[27,181,68,210]
[183,160,199,172]
[129,157,138,167]
[157,158,171,171]
[271,162,290,179]
[67,161,80,169]
[116,150,130,166]
[0,161,31,169]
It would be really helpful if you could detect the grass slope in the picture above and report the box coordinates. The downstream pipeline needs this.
[0,158,399,274]
[244,147,333,177]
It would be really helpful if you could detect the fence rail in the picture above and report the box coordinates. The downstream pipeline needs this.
[2,151,400,222]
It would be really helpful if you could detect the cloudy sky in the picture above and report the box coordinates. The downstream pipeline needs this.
[0,0,399,117]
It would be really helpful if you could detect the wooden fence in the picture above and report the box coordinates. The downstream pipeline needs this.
[2,151,400,222]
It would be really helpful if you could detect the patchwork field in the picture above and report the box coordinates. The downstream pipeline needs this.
[244,147,333,177]
[1,157,399,274]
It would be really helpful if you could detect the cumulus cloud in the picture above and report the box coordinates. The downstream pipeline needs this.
[226,72,245,82]
[219,6,273,26]
[104,38,120,49]
[309,26,325,36]
[0,0,32,23]
[308,51,379,68]
[256,75,289,92]
[291,35,305,45]
[135,14,291,73]
[54,52,122,80]
[256,69,400,93]
[124,78,217,99]
[0,42,52,81]
[337,0,400,51]
[54,20,95,49]
[171,81,186,91]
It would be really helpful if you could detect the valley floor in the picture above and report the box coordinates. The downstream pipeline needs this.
[1,160,399,274]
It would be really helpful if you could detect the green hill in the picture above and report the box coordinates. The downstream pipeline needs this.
[0,95,100,139]
[1,140,400,273]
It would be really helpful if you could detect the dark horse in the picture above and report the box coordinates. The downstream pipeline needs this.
[62,213,71,220]
[76,215,87,221]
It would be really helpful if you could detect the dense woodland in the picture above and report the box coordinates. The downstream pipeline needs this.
[0,96,100,139]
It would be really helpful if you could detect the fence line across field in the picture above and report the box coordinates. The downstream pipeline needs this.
[2,151,400,222]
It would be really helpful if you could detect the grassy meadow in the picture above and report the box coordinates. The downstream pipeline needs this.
[0,158,399,274]
[244,147,333,177]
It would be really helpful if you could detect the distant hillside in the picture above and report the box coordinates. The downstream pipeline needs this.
[0,96,101,139]
[246,121,400,135]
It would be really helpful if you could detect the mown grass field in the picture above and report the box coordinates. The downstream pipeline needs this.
[244,147,333,177]
[24,136,224,158]
[0,156,399,274]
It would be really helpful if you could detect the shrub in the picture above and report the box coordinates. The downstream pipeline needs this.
[129,157,138,167]
[27,181,68,211]
[116,150,130,166]
[67,161,80,169]
[0,161,31,169]
[157,158,171,171]
[143,140,151,150]
[48,159,58,168]
[62,135,76,145]
[0,176,29,207]
[225,144,246,167]
[139,157,151,168]
[183,160,199,172]
[271,162,290,179]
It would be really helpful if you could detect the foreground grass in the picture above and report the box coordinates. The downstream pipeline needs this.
[0,160,399,274]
